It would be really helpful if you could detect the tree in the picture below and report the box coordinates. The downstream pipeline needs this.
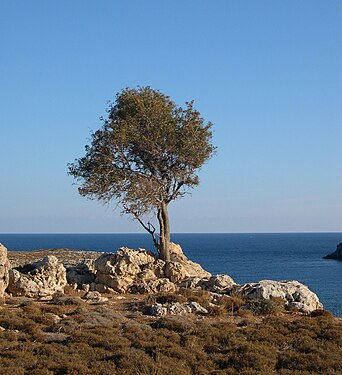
[68,86,215,261]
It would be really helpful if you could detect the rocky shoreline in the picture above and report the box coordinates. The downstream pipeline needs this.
[0,242,324,315]
[1,242,341,374]
[323,242,342,260]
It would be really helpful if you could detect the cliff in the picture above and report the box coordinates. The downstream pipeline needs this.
[323,242,342,260]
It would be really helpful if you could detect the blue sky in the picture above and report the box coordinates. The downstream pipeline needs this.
[1,0,341,233]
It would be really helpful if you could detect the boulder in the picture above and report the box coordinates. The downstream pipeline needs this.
[177,276,203,289]
[169,243,211,279]
[323,242,342,260]
[82,291,108,303]
[199,274,236,293]
[237,280,323,313]
[130,278,176,294]
[0,244,10,297]
[93,245,211,293]
[164,262,190,283]
[7,255,67,297]
[94,248,159,293]
[149,301,208,316]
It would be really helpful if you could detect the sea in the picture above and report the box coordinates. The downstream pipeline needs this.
[1,233,341,317]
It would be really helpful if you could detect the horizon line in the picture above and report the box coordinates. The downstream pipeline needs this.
[1,231,341,235]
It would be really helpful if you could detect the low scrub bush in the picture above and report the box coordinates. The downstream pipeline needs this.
[0,296,340,375]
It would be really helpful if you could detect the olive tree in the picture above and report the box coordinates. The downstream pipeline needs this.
[68,87,215,261]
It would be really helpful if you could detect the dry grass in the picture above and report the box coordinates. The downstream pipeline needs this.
[0,293,341,375]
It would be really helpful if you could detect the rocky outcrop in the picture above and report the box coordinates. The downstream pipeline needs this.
[93,244,211,294]
[150,301,208,316]
[7,255,67,297]
[94,248,159,293]
[0,243,10,297]
[168,243,211,279]
[323,242,342,260]
[199,274,236,293]
[237,280,323,313]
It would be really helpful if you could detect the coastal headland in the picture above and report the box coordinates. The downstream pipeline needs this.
[0,243,341,374]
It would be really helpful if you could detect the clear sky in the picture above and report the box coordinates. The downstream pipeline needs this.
[1,1,341,233]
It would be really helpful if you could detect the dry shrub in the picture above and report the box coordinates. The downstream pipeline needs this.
[154,292,187,304]
[154,315,195,333]
[0,298,340,375]
[248,298,285,316]
[51,295,83,306]
[207,304,227,317]
[310,309,333,319]
[179,288,212,308]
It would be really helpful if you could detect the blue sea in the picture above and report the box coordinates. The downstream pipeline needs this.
[1,233,341,317]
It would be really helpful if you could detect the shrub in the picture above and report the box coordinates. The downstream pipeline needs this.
[248,298,285,316]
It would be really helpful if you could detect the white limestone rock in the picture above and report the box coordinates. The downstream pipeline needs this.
[149,301,208,316]
[0,243,10,297]
[199,274,237,293]
[7,255,67,297]
[237,280,323,313]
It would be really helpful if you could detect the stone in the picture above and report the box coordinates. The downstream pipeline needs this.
[92,245,211,294]
[164,262,190,283]
[237,280,323,313]
[82,291,108,303]
[186,301,209,315]
[324,242,342,260]
[0,243,10,297]
[130,278,176,294]
[177,276,203,289]
[199,274,236,293]
[7,255,67,297]
[149,301,208,316]
[94,248,157,293]
[168,243,211,279]
[150,303,168,316]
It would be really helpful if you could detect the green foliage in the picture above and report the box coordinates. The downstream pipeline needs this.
[248,298,285,316]
[69,86,214,209]
[68,87,215,256]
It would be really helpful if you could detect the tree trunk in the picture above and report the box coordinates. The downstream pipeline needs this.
[157,201,171,261]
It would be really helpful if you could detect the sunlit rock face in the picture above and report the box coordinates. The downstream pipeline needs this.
[93,244,212,294]
[0,243,10,297]
[7,255,67,297]
[236,280,323,313]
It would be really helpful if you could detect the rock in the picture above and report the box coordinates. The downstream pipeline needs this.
[169,242,186,262]
[93,245,211,294]
[199,274,236,293]
[7,255,67,297]
[66,259,96,287]
[237,280,323,313]
[130,278,176,294]
[149,301,208,316]
[164,262,190,283]
[186,301,209,315]
[82,291,108,303]
[177,276,203,289]
[168,243,211,279]
[150,303,168,316]
[0,243,10,297]
[94,248,157,293]
[323,242,342,260]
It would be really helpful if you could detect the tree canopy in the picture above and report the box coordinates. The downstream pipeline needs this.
[68,86,215,261]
